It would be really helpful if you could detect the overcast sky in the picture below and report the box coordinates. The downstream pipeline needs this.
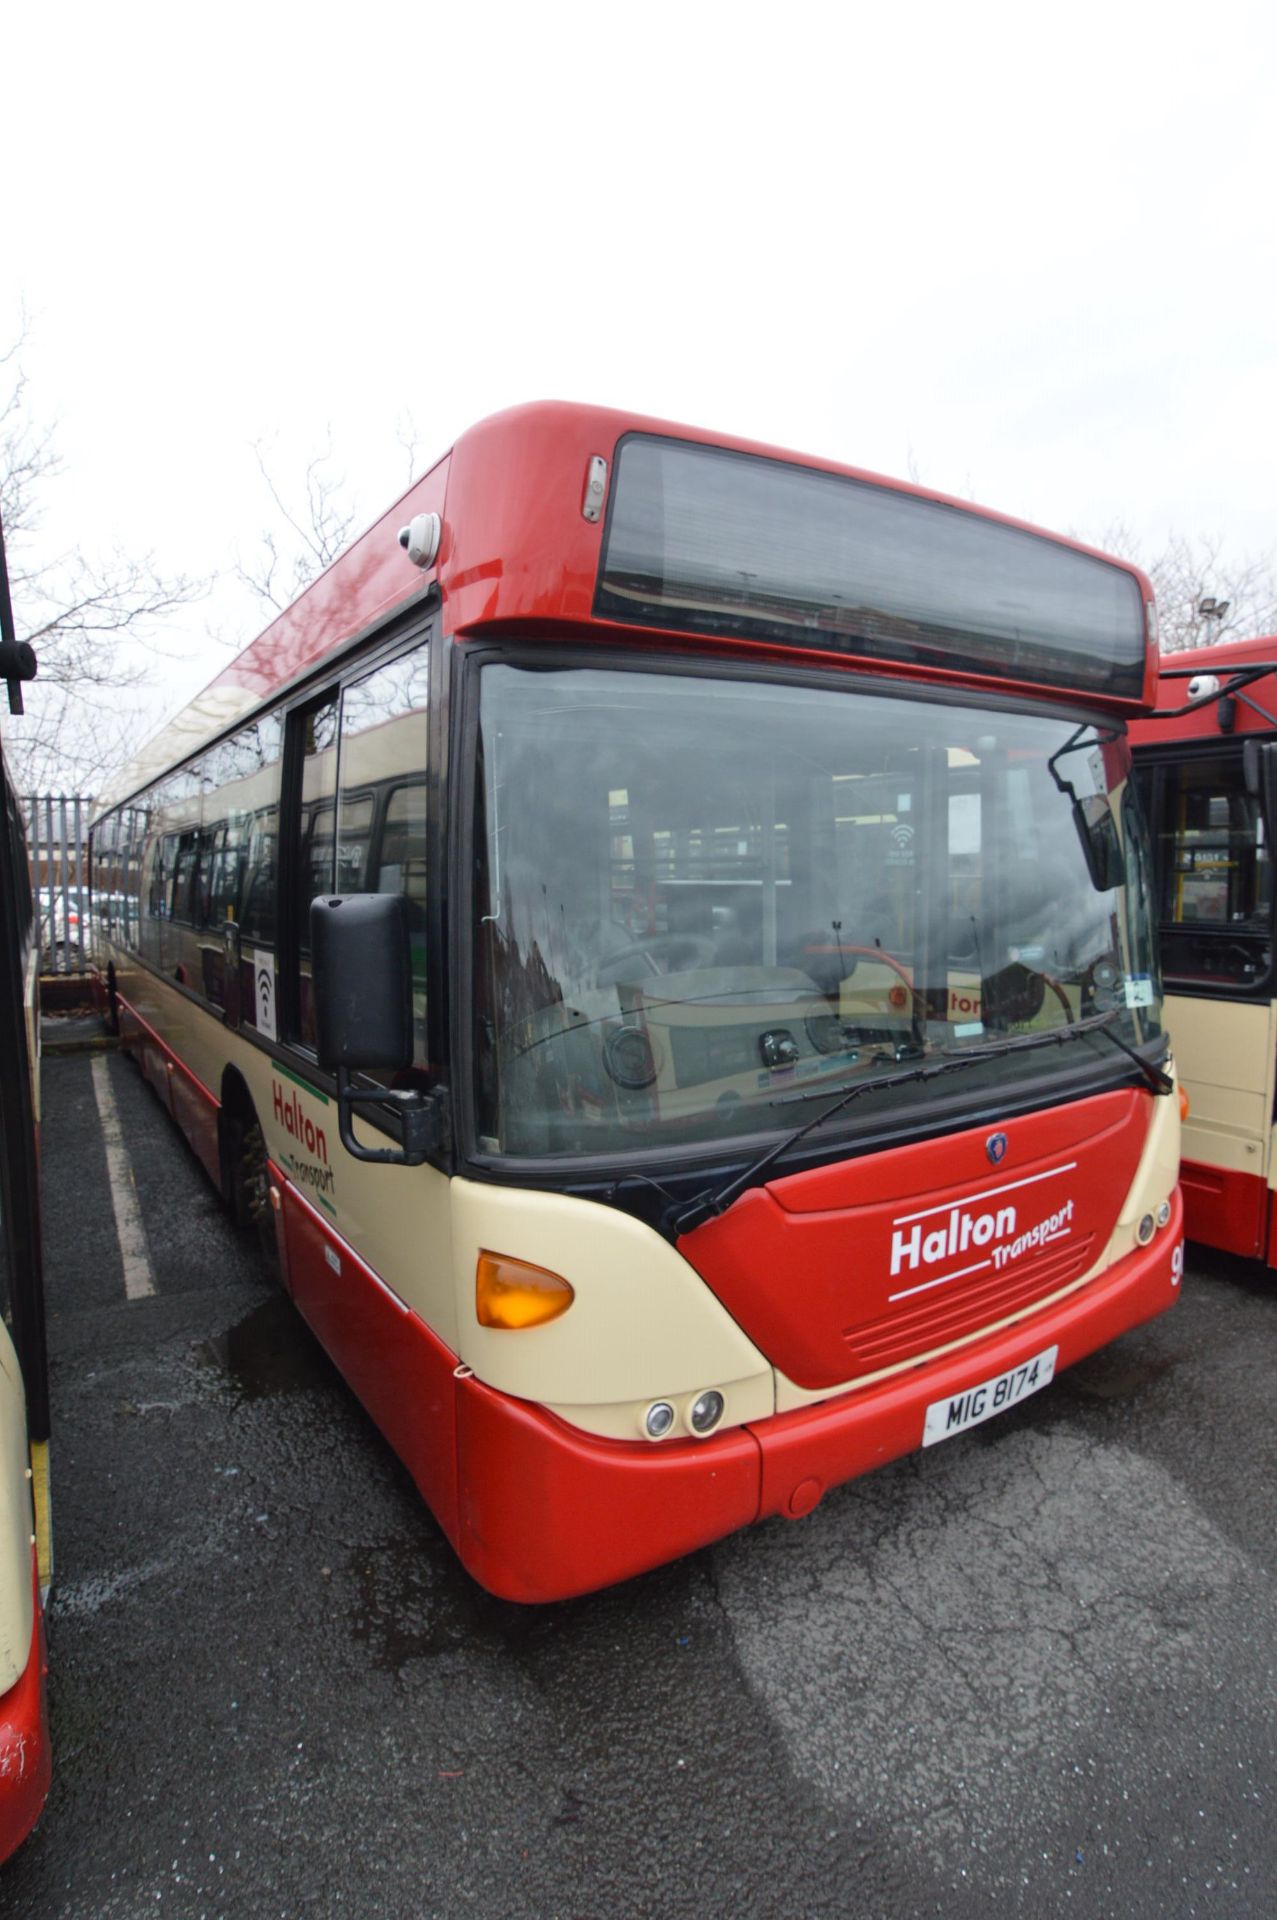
[4,1,1275,755]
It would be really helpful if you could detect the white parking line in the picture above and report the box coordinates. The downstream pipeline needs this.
[90,1056,156,1300]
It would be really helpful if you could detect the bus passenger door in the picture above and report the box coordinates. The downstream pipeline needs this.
[1143,748,1277,1258]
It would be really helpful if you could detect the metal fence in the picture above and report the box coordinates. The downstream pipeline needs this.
[24,794,94,976]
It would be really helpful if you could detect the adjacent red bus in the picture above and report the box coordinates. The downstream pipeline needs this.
[0,751,52,1858]
[1131,634,1277,1262]
[89,403,1183,1600]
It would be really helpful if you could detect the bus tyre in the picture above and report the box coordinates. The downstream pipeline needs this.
[227,1109,279,1282]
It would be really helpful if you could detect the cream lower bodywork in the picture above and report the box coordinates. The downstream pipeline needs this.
[1164,992,1277,1191]
[450,1180,776,1441]
[0,1323,34,1696]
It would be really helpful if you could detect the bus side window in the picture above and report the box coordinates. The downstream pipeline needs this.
[336,643,430,1078]
[209,712,285,1034]
[1160,760,1271,926]
[172,830,201,925]
[290,695,340,1049]
[119,808,140,948]
[1147,752,1274,985]
[240,810,280,944]
[207,823,244,926]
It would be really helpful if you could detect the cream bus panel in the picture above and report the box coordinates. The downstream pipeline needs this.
[1104,1064,1182,1240]
[249,1056,457,1349]
[110,964,460,1348]
[543,1369,775,1444]
[450,1179,772,1412]
[1167,993,1277,1176]
[0,1323,33,1696]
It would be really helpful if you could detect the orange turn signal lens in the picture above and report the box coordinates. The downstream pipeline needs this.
[1178,1086,1190,1123]
[476,1252,575,1330]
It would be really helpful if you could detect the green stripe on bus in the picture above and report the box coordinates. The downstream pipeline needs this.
[276,1060,330,1105]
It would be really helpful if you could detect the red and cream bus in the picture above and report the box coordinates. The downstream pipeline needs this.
[89,403,1183,1601]
[1131,634,1277,1263]
[0,746,52,1859]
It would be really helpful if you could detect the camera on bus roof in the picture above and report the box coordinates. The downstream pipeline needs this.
[398,512,442,570]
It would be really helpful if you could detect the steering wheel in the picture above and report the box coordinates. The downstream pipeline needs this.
[1038,968,1076,1022]
[594,933,717,987]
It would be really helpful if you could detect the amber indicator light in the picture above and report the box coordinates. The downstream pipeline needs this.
[476,1251,575,1330]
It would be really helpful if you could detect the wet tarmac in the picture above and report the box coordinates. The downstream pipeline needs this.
[3,1043,1275,1918]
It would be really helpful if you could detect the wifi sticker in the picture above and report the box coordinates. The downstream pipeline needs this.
[253,950,277,1040]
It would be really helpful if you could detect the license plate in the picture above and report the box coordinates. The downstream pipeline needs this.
[922,1345,1058,1446]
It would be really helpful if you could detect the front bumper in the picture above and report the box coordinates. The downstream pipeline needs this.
[452,1192,1184,1601]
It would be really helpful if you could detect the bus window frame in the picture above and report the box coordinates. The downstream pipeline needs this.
[1137,736,1277,1002]
[277,685,342,1048]
[261,618,444,1130]
[446,634,1168,1209]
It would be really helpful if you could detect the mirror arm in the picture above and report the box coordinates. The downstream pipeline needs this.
[335,1067,448,1167]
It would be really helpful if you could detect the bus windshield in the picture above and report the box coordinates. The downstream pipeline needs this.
[472,662,1163,1161]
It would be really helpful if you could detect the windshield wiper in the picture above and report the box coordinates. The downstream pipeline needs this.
[665,1011,1169,1237]
[666,1053,944,1234]
[1086,1013,1174,1094]
[931,1007,1172,1085]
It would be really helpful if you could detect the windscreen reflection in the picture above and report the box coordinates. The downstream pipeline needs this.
[472,665,1162,1160]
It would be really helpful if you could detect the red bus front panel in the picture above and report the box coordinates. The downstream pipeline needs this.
[677,1090,1147,1391]
[454,1380,763,1606]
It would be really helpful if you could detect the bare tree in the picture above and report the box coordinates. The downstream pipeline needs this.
[236,434,358,614]
[1,326,204,794]
[237,418,424,615]
[1145,532,1277,653]
[1087,522,1277,653]
[395,408,422,490]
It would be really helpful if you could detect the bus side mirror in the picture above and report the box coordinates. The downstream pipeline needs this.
[311,892,413,1072]
[1073,794,1126,893]
[310,894,444,1167]
[1242,738,1277,817]
[1243,741,1277,874]
[1243,738,1265,796]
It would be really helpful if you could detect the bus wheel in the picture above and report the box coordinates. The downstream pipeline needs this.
[225,1104,279,1281]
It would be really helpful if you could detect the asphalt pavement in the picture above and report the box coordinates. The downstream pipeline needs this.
[2,1034,1274,1919]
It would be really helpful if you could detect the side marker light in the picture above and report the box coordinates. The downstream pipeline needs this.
[476,1252,575,1330]
[1178,1086,1190,1123]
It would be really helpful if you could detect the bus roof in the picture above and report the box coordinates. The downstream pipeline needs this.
[1132,633,1277,745]
[98,400,1156,813]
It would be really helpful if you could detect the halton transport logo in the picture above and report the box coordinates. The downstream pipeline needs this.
[272,1077,335,1200]
[888,1163,1078,1300]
